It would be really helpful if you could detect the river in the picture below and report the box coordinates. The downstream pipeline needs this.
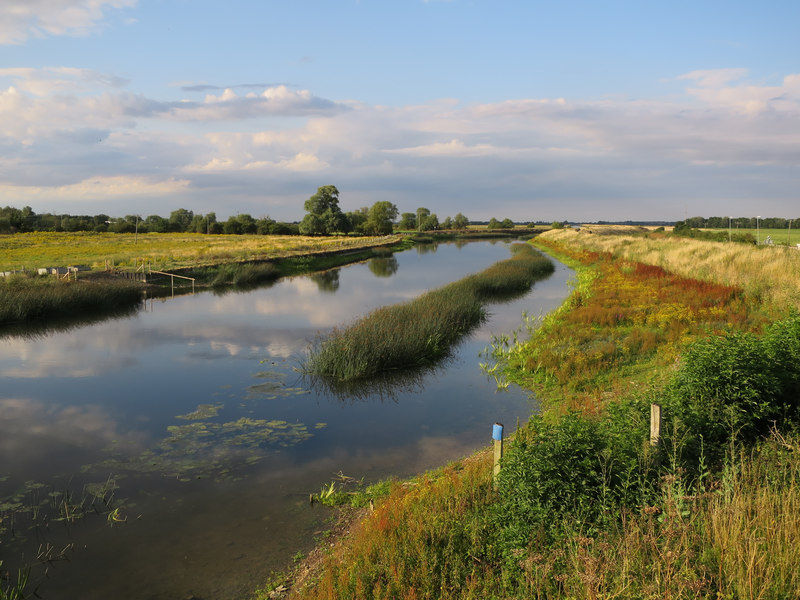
[0,240,571,599]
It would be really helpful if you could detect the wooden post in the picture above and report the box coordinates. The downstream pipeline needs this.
[492,422,504,485]
[650,403,662,447]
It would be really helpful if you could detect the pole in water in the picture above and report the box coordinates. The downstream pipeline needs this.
[492,422,504,483]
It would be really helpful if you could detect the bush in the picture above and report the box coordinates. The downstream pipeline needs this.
[663,314,800,470]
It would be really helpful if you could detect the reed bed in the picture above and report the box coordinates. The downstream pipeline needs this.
[539,228,800,311]
[0,275,143,325]
[303,244,554,381]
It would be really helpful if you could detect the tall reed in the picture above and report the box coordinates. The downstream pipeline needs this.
[0,275,143,325]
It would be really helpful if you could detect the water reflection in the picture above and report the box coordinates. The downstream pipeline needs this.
[0,241,573,600]
[309,268,341,293]
[368,256,399,278]
[301,360,442,404]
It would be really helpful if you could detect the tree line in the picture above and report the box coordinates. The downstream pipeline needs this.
[0,205,300,236]
[0,184,532,236]
[676,216,799,230]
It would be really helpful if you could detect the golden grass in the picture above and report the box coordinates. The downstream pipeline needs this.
[0,232,401,272]
[540,228,800,312]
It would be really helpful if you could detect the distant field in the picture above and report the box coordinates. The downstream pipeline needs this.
[707,227,800,245]
[0,232,401,273]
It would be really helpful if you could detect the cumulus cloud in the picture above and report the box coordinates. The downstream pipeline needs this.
[678,68,800,115]
[2,65,799,220]
[0,0,137,44]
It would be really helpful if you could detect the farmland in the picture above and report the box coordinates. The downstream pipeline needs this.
[0,231,402,273]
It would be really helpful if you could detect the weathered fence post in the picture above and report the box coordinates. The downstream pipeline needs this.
[650,403,662,447]
[492,422,504,486]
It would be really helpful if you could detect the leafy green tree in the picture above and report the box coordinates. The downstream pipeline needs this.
[501,218,515,229]
[235,213,257,234]
[398,212,417,230]
[416,207,431,232]
[365,201,398,235]
[487,217,501,230]
[420,213,439,231]
[145,214,168,233]
[347,207,369,235]
[168,208,194,232]
[300,185,351,235]
[223,216,243,234]
[441,216,453,229]
[256,216,276,235]
[453,213,469,229]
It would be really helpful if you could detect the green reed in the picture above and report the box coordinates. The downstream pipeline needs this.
[0,275,143,325]
[303,243,554,381]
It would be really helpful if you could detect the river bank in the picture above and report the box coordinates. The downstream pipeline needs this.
[268,230,800,599]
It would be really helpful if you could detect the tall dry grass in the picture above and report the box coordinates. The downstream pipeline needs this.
[539,228,800,312]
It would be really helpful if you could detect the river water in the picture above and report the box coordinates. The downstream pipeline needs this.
[0,240,572,599]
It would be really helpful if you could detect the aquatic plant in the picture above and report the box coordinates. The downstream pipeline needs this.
[0,275,143,326]
[303,244,554,382]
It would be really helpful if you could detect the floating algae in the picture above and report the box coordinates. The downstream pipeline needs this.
[87,412,314,481]
[175,403,223,420]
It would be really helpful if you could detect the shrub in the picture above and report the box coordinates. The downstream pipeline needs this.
[663,313,800,471]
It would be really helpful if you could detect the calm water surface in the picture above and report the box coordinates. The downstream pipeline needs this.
[0,241,572,599]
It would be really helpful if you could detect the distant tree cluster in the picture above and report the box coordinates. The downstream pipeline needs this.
[0,205,299,236]
[676,216,798,230]
[487,217,516,230]
[2,186,482,237]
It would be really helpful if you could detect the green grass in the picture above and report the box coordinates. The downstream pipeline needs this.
[282,236,800,600]
[302,243,554,382]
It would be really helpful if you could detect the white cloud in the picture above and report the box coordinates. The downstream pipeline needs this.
[1,65,799,221]
[0,176,191,204]
[678,68,800,115]
[0,0,137,45]
[0,66,128,95]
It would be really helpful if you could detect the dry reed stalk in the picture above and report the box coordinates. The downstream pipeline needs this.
[539,229,800,311]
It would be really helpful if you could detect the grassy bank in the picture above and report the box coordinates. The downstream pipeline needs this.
[273,232,800,600]
[0,231,402,273]
[542,227,800,310]
[302,243,554,382]
[0,235,410,327]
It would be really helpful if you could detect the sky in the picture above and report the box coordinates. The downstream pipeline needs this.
[1,1,798,223]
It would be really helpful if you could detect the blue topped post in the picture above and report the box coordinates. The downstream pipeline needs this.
[492,422,504,484]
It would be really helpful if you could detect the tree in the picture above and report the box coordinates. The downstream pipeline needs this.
[145,214,168,233]
[365,201,398,235]
[420,213,439,231]
[398,213,417,231]
[347,207,369,235]
[256,216,276,235]
[487,217,501,230]
[453,213,469,229]
[441,216,453,230]
[501,218,515,229]
[168,208,194,232]
[300,185,351,235]
[416,207,430,232]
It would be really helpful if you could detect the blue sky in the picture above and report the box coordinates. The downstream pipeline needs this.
[1,1,798,223]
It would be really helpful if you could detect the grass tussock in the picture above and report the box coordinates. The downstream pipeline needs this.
[303,244,553,381]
